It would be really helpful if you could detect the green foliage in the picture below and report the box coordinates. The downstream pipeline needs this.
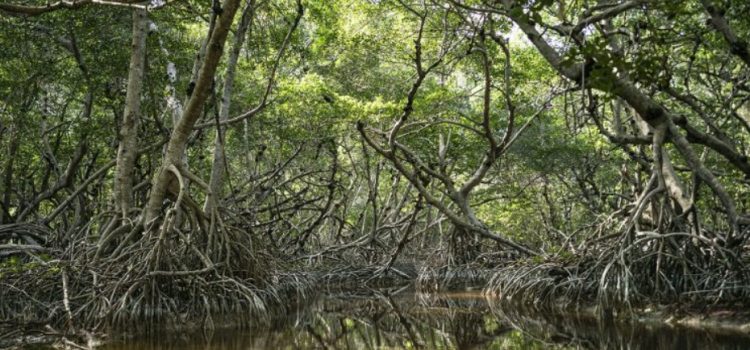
[1,0,749,281]
[0,255,60,279]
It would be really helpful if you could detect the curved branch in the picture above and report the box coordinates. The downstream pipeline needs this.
[0,0,149,16]
[193,0,303,130]
[701,0,750,67]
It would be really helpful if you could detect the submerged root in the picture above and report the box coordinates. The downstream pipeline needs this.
[416,263,494,292]
[0,210,302,341]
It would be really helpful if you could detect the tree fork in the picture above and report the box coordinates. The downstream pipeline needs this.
[143,0,242,225]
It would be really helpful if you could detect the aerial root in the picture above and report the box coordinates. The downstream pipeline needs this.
[484,231,750,313]
[0,207,290,339]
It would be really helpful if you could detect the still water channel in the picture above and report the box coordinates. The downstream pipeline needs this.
[92,287,750,350]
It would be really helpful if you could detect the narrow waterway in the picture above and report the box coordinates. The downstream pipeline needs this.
[93,287,750,350]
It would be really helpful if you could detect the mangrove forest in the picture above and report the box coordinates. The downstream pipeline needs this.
[1,0,750,348]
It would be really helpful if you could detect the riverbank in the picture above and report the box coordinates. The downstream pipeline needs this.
[16,286,750,349]
[4,263,750,349]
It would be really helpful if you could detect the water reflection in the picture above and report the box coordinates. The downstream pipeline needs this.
[99,287,750,350]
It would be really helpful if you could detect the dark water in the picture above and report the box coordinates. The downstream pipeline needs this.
[92,287,750,350]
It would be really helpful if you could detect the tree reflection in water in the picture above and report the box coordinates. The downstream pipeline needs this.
[99,287,750,350]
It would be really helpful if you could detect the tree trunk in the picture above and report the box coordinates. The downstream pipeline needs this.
[113,8,148,219]
[144,0,242,224]
[508,7,742,241]
[204,0,254,213]
[1,125,19,224]
[449,226,481,265]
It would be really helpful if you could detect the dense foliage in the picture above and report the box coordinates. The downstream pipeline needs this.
[1,0,749,339]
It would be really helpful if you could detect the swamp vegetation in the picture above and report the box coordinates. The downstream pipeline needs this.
[1,0,750,347]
